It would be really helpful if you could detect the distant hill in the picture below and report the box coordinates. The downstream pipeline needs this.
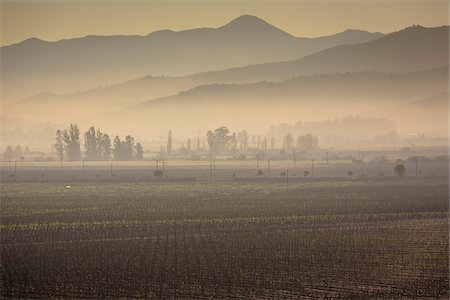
[0,15,383,102]
[376,92,449,135]
[93,67,449,135]
[133,66,448,111]
[200,25,449,83]
[13,24,446,112]
[6,62,447,131]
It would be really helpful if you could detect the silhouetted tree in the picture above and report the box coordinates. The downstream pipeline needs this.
[207,130,214,156]
[238,130,249,150]
[134,143,144,160]
[13,145,23,160]
[270,137,275,150]
[207,126,234,156]
[167,130,172,156]
[125,135,134,159]
[95,129,104,159]
[54,130,64,161]
[393,163,406,177]
[84,126,98,160]
[186,138,192,153]
[100,134,112,160]
[113,135,135,160]
[62,124,81,161]
[283,133,293,150]
[231,132,237,154]
[3,145,13,161]
[113,136,122,160]
[297,133,319,150]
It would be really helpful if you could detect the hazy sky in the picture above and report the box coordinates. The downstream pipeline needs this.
[1,0,449,46]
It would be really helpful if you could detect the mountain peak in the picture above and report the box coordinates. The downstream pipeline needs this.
[226,15,268,26]
[219,15,292,37]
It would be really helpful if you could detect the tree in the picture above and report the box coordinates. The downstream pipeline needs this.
[113,135,134,160]
[207,126,234,156]
[62,124,81,161]
[297,133,319,150]
[100,134,112,160]
[237,130,249,150]
[125,135,134,160]
[207,130,215,156]
[134,143,144,160]
[113,136,122,160]
[95,129,104,159]
[393,163,406,177]
[13,145,23,160]
[84,126,98,161]
[167,130,172,156]
[283,133,293,150]
[54,130,64,161]
[270,137,275,150]
[231,133,237,154]
[186,138,192,153]
[3,145,13,161]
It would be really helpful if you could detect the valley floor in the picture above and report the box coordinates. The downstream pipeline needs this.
[0,165,449,298]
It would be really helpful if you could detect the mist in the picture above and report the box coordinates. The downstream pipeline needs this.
[1,9,449,300]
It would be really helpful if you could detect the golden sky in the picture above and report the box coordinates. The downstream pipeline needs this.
[1,0,449,46]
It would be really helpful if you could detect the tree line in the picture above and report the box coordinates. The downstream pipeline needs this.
[2,145,31,161]
[54,124,144,161]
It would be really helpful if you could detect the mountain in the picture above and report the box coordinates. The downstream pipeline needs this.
[109,66,449,135]
[1,15,383,102]
[9,24,446,115]
[196,25,449,83]
[376,92,449,135]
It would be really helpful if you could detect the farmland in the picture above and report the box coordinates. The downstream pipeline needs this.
[1,162,449,298]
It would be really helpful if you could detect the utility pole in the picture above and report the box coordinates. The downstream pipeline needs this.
[60,158,63,171]
[286,169,289,188]
[415,157,418,176]
[213,157,216,171]
[326,151,329,165]
[311,159,315,178]
[267,159,271,177]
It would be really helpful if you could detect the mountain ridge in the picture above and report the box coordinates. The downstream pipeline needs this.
[1,15,384,102]
[13,24,443,109]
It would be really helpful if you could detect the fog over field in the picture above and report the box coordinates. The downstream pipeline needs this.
[1,15,449,146]
[0,1,449,299]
